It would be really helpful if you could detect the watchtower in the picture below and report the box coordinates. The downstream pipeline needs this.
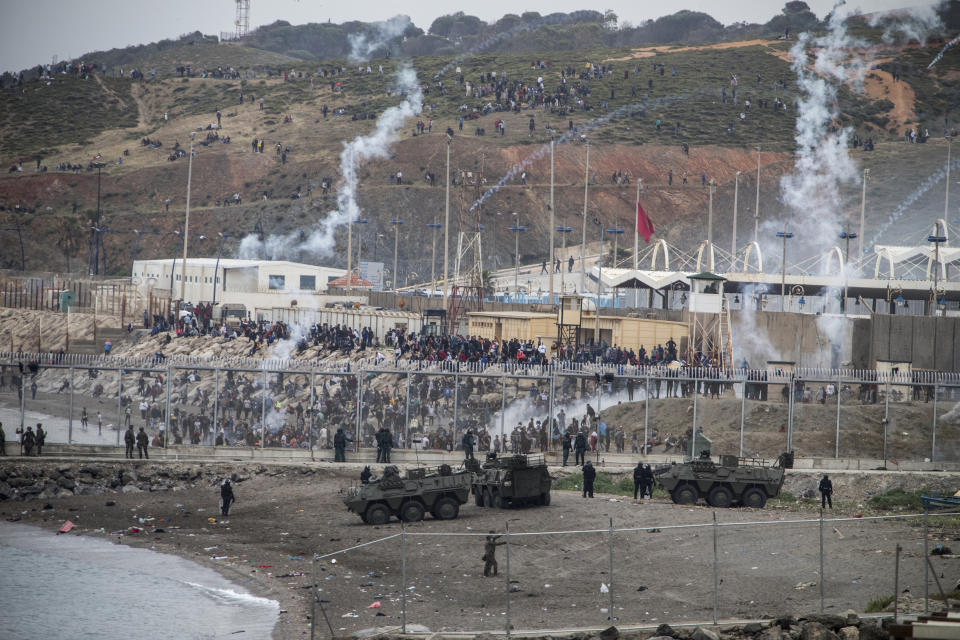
[687,272,733,368]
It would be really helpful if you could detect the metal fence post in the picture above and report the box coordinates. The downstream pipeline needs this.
[548,373,556,450]
[713,512,719,625]
[68,366,74,444]
[164,364,172,447]
[819,508,825,613]
[931,382,938,462]
[401,523,407,633]
[116,369,123,446]
[608,516,615,621]
[835,375,842,459]
[500,377,507,443]
[308,373,316,455]
[505,521,512,639]
[19,372,25,434]
[212,367,220,446]
[787,377,795,452]
[355,372,362,452]
[739,375,746,457]
[923,506,929,614]
[883,377,890,464]
[644,376,650,451]
[894,543,902,624]
[261,368,268,448]
[452,371,460,448]
[404,372,411,449]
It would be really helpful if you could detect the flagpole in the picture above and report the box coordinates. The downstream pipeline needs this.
[634,179,640,308]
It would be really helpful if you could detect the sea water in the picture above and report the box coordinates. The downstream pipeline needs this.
[0,522,279,639]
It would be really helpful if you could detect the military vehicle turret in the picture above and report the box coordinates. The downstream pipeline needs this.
[653,451,793,508]
[467,453,552,508]
[342,464,473,524]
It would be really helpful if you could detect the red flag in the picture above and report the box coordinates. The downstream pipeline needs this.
[636,203,655,243]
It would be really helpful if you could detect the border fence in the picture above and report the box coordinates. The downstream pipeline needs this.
[1,350,959,464]
[307,509,959,637]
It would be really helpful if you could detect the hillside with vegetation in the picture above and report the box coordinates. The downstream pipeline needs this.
[1,2,959,279]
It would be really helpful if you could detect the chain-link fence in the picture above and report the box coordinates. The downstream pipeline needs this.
[308,509,959,636]
[2,351,959,464]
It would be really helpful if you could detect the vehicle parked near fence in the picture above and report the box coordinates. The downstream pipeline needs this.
[654,451,793,508]
[342,464,472,524]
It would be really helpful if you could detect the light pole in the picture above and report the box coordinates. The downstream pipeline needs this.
[929,229,947,316]
[707,179,716,247]
[732,171,740,257]
[840,229,857,313]
[945,137,953,224]
[606,227,624,310]
[169,229,183,296]
[443,136,451,308]
[581,140,590,293]
[509,215,525,297]
[557,225,572,294]
[427,220,442,298]
[777,230,793,310]
[89,160,106,275]
[754,147,761,244]
[858,168,870,258]
[549,137,556,305]
[354,218,369,279]
[391,219,403,292]
[594,218,605,344]
[179,132,196,302]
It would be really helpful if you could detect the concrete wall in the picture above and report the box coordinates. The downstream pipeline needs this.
[869,314,960,371]
[729,310,855,369]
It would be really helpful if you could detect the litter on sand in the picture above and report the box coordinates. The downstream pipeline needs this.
[367,601,382,609]
[57,520,75,535]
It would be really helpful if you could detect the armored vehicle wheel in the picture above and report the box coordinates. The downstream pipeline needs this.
[673,484,699,505]
[400,501,425,522]
[474,489,484,506]
[433,497,460,520]
[483,488,493,507]
[492,492,504,509]
[707,485,734,508]
[537,492,551,506]
[741,487,767,509]
[365,503,391,525]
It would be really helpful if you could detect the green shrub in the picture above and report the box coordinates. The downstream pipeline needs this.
[867,488,924,511]
[865,595,893,613]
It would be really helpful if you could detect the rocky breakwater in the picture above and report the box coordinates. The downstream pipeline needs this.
[453,612,892,640]
[0,461,274,502]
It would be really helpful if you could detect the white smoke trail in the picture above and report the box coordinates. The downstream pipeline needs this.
[238,64,422,261]
[348,15,413,62]
[866,156,960,251]
[776,4,869,258]
[928,33,960,69]
[733,284,778,365]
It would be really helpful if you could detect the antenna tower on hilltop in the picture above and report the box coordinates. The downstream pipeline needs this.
[235,0,250,39]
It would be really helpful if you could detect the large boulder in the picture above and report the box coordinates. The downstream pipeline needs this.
[837,627,858,640]
[758,627,784,640]
[804,615,847,631]
[800,621,838,640]
[691,628,720,640]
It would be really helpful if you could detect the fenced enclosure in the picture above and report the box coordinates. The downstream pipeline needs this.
[308,508,959,636]
[1,350,959,465]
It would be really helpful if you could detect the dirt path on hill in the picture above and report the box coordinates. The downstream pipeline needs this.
[605,39,784,62]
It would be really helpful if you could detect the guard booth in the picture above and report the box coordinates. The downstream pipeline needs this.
[557,295,583,351]
[687,272,731,367]
[422,309,447,336]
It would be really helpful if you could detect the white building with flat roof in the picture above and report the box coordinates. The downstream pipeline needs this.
[132,258,354,317]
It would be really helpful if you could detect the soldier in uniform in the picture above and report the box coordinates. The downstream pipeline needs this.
[376,427,392,463]
[220,479,235,516]
[633,461,644,500]
[482,531,505,577]
[22,426,36,456]
[360,466,372,484]
[35,424,45,456]
[136,427,149,459]
[641,464,655,498]
[818,474,833,509]
[574,430,587,466]
[333,427,347,462]
[561,432,572,466]
[462,429,475,460]
[582,460,596,498]
[124,425,135,459]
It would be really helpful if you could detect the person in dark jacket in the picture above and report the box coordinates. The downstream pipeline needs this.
[333,427,347,462]
[641,464,655,498]
[462,429,475,460]
[35,424,45,456]
[360,465,372,484]
[220,479,235,516]
[633,461,644,500]
[22,426,35,456]
[124,425,135,459]
[561,432,572,466]
[136,427,149,459]
[582,460,596,498]
[818,474,833,509]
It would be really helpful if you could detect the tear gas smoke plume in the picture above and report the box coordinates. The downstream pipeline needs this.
[348,15,413,62]
[238,64,422,261]
[868,3,943,45]
[928,33,960,69]
[774,4,869,259]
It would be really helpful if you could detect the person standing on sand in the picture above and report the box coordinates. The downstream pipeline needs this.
[35,424,44,456]
[97,411,103,436]
[819,474,833,509]
[0,422,5,455]
[220,479,235,516]
[81,407,88,431]
[333,427,346,462]
[582,460,596,498]
[482,532,505,577]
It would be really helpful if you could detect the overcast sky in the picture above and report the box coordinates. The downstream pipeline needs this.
[0,0,940,73]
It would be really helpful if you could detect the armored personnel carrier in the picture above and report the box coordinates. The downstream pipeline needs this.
[342,464,473,524]
[653,451,793,508]
[467,453,552,508]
